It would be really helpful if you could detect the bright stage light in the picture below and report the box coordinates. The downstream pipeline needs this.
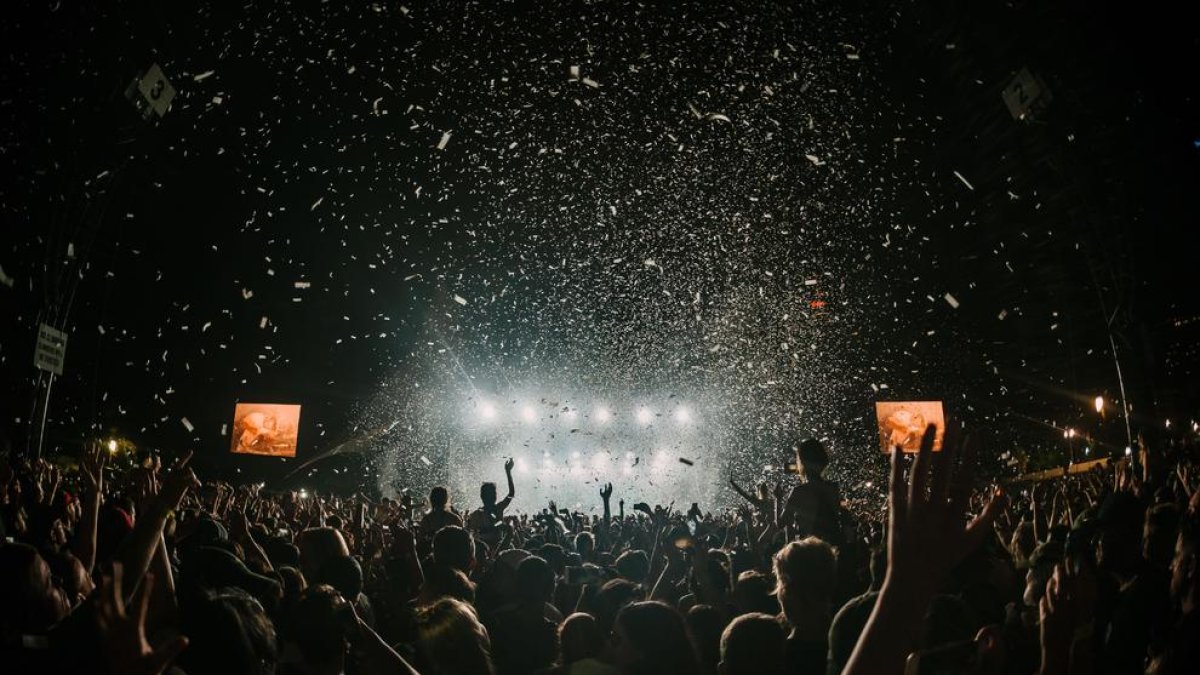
[522,406,537,423]
[595,408,611,423]
[480,402,497,420]
[107,439,118,454]
[571,451,581,460]
[636,407,653,425]
[675,406,691,423]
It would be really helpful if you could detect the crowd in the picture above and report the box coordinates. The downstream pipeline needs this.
[2,424,1198,675]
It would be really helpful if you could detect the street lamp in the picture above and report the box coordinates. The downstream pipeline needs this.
[1094,396,1104,414]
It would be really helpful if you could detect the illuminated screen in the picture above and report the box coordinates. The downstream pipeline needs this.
[230,403,302,457]
[875,400,945,453]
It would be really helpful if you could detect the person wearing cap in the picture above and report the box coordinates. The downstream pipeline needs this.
[779,438,844,546]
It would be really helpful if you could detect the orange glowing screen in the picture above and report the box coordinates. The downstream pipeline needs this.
[230,403,302,457]
[875,401,945,453]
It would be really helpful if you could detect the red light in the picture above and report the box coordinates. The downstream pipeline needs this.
[810,300,826,309]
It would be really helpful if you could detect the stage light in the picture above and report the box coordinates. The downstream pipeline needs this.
[480,402,497,420]
[636,407,653,425]
[107,439,118,454]
[522,406,537,423]
[595,408,611,423]
[1165,419,1172,429]
[298,489,309,499]
[571,451,581,460]
[1125,446,1132,456]
[675,406,691,423]
[1094,396,1104,414]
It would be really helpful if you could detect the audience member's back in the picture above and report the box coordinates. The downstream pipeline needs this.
[720,612,785,675]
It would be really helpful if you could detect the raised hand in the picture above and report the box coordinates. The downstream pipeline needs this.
[504,457,515,474]
[885,424,1004,596]
[1039,562,1096,674]
[94,563,189,675]
[158,451,200,511]
[600,483,613,502]
[81,441,107,492]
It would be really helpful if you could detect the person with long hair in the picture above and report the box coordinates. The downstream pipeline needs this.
[415,597,498,675]
[609,601,700,675]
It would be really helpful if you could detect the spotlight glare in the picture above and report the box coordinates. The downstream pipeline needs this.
[595,408,611,423]
[107,439,118,453]
[480,402,497,420]
[675,406,691,423]
[1093,396,1104,414]
[522,406,537,423]
[636,407,653,425]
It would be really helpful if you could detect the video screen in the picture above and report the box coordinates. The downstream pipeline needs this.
[875,400,944,453]
[230,403,302,457]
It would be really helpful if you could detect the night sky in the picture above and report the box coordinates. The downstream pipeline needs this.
[2,1,1197,503]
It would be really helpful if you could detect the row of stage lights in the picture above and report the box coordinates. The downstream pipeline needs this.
[474,402,694,426]
[506,449,678,476]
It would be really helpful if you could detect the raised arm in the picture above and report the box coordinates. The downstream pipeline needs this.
[841,425,1003,675]
[74,442,106,574]
[115,452,200,598]
[504,457,516,502]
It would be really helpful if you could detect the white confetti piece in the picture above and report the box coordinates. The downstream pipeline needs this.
[420,455,432,466]
[294,281,311,289]
[998,309,1008,320]
[581,77,600,88]
[944,292,960,309]
[260,316,268,329]
[242,288,254,300]
[310,196,324,211]
[181,417,194,433]
[193,70,215,82]
[705,112,731,122]
[953,170,975,191]
[805,154,825,166]
[453,294,468,306]
[437,131,451,150]
[0,264,13,288]
[220,424,227,436]
[568,65,580,80]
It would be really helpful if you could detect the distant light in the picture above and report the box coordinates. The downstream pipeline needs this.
[571,451,581,460]
[107,439,118,453]
[298,489,309,499]
[1125,446,1132,456]
[480,402,497,420]
[1083,447,1091,456]
[865,481,874,488]
[522,406,537,423]
[636,407,653,425]
[1065,428,1075,438]
[595,408,611,423]
[1094,396,1104,414]
[675,406,691,423]
[1165,419,1172,429]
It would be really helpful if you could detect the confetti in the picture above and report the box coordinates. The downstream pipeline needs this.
[944,293,960,309]
[181,417,194,433]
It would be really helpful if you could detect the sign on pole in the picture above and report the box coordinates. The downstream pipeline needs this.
[1001,67,1052,121]
[125,63,176,119]
[34,323,67,376]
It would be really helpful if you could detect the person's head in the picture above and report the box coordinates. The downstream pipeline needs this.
[418,564,476,607]
[575,531,595,558]
[0,542,69,637]
[719,612,785,675]
[615,549,650,583]
[612,601,701,675]
[593,578,645,637]
[686,604,724,673]
[430,486,450,510]
[1145,503,1181,570]
[313,555,363,602]
[795,439,829,479]
[178,587,277,675]
[732,570,779,616]
[480,481,498,507]
[415,598,497,675]
[280,585,350,673]
[297,527,350,583]
[1170,513,1200,613]
[772,537,837,628]
[1023,540,1064,607]
[433,526,475,573]
[559,612,606,666]
[44,550,93,610]
[515,555,555,606]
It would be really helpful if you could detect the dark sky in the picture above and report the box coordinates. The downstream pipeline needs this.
[1,0,1197,493]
